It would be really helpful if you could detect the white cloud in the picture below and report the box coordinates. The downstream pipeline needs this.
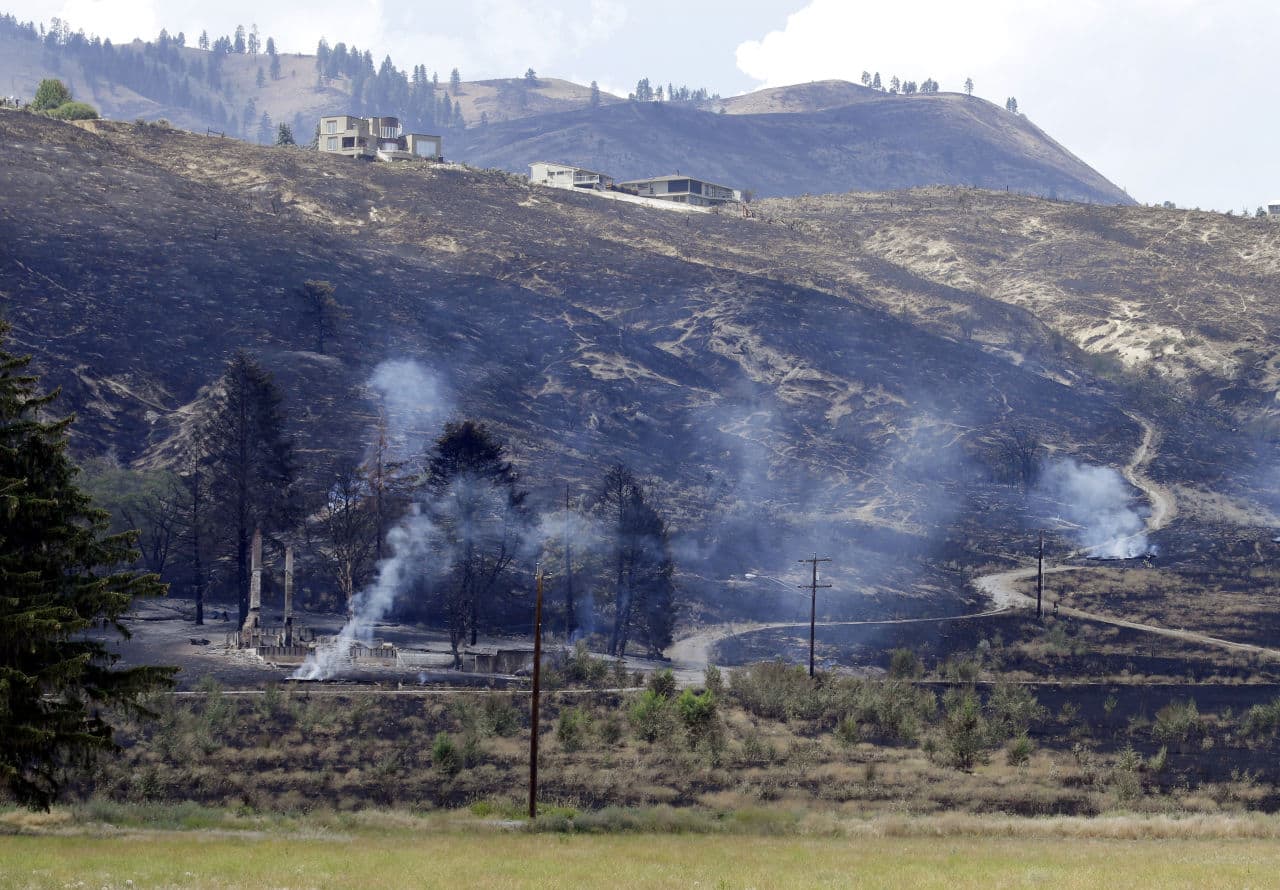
[735,0,1280,209]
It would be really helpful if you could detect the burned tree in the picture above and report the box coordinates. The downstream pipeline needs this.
[594,464,676,657]
[992,425,1043,494]
[422,421,527,667]
[201,352,298,626]
[295,279,347,355]
[366,411,409,563]
[311,456,379,612]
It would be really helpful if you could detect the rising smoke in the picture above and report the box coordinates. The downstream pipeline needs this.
[1035,457,1152,559]
[294,359,450,680]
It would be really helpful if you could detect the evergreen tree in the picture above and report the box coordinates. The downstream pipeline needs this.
[247,24,260,55]
[257,111,273,145]
[589,80,600,108]
[233,25,246,54]
[200,352,298,627]
[295,279,345,353]
[275,122,295,145]
[31,78,71,111]
[422,421,527,665]
[593,465,675,657]
[256,66,265,89]
[1005,96,1018,113]
[872,71,882,90]
[269,54,281,81]
[449,67,461,93]
[964,76,974,96]
[0,319,175,808]
[265,36,275,57]
[198,30,209,51]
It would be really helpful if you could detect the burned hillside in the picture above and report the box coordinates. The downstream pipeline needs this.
[0,113,1275,629]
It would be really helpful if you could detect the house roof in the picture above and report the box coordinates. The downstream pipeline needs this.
[530,162,609,176]
[617,173,737,191]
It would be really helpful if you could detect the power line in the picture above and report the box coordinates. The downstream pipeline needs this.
[798,554,832,677]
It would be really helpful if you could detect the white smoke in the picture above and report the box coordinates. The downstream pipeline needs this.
[368,359,450,460]
[1038,458,1151,559]
[293,360,450,680]
[293,508,440,680]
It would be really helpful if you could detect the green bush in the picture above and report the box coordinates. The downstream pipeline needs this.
[676,689,717,748]
[46,101,99,121]
[1240,697,1280,738]
[1153,699,1201,747]
[629,690,674,743]
[431,731,460,775]
[941,688,990,769]
[556,707,590,752]
[847,679,935,744]
[32,78,71,111]
[730,661,826,721]
[704,664,725,696]
[1006,732,1033,766]
[987,683,1047,740]
[648,668,677,699]
[887,648,923,679]
[565,642,610,688]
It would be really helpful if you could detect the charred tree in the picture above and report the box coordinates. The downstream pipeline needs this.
[312,456,378,612]
[423,420,527,666]
[295,279,347,355]
[201,352,298,627]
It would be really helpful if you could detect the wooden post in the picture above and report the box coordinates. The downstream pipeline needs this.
[1036,531,1044,620]
[529,564,546,819]
[798,554,832,678]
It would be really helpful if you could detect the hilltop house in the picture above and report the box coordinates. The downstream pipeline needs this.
[528,162,614,191]
[318,115,442,162]
[1268,200,1280,217]
[616,174,741,207]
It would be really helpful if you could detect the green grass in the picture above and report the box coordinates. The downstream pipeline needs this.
[3,811,1280,888]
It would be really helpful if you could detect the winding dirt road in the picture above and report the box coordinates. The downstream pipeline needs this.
[667,411,1278,670]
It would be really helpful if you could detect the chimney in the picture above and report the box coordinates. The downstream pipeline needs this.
[248,527,263,626]
[284,544,294,646]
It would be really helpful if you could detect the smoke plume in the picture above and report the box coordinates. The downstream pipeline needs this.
[1036,457,1151,559]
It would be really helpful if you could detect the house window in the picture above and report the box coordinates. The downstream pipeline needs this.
[326,137,339,150]
[666,179,691,194]
[325,120,337,134]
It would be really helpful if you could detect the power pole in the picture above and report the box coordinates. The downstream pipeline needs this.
[1036,531,1044,620]
[563,485,577,642]
[529,564,549,819]
[798,554,832,677]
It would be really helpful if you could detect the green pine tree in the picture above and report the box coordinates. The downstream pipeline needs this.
[0,319,175,808]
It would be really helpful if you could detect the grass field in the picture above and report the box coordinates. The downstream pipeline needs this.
[4,809,1280,889]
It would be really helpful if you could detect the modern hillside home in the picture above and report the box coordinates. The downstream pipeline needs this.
[318,115,442,161]
[528,162,615,191]
[616,174,741,207]
[1268,200,1280,217]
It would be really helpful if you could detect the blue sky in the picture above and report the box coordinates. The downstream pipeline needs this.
[16,0,1280,211]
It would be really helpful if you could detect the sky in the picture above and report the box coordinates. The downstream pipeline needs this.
[15,0,1279,210]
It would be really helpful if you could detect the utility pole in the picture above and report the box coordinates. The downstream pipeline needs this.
[529,564,549,819]
[798,554,832,677]
[1036,531,1045,620]
[563,485,577,642]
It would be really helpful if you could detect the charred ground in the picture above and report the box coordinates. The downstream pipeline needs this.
[1,113,1276,640]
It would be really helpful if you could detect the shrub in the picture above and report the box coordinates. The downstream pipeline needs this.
[730,661,823,721]
[1240,697,1280,738]
[703,664,724,696]
[847,679,935,744]
[1006,732,1033,766]
[987,682,1048,740]
[1147,745,1168,774]
[565,642,610,688]
[32,78,71,111]
[556,707,589,753]
[676,689,717,747]
[46,101,99,121]
[431,732,460,775]
[1153,699,1202,747]
[887,648,923,679]
[648,668,677,699]
[941,688,989,769]
[629,690,673,743]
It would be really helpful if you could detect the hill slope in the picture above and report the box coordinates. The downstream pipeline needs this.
[448,94,1130,203]
[1,113,1274,626]
[0,24,1128,204]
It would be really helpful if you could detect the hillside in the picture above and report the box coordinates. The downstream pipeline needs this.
[1,112,1276,629]
[0,23,1129,203]
[449,94,1131,203]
